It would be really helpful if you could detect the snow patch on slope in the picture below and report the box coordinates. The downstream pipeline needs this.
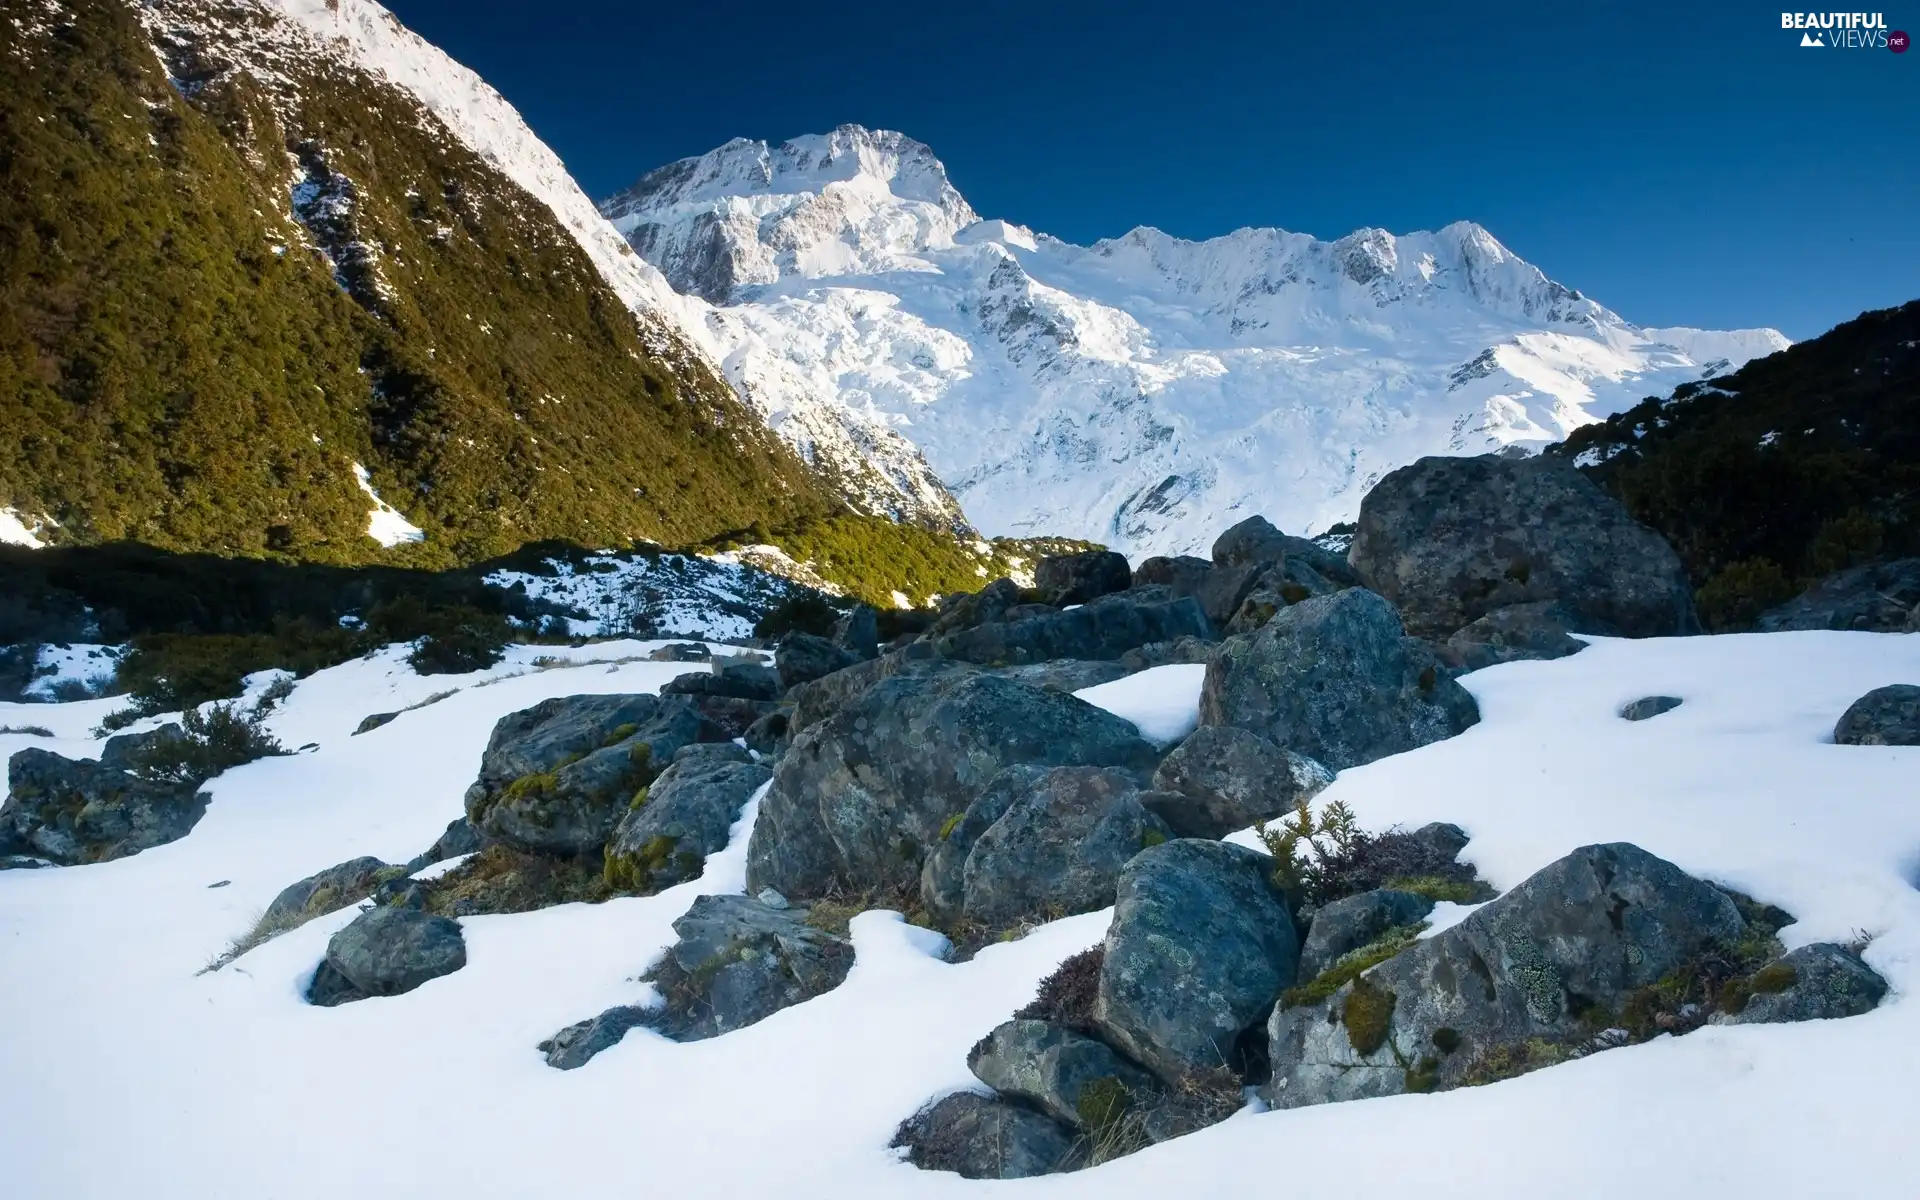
[0,508,46,548]
[351,463,424,547]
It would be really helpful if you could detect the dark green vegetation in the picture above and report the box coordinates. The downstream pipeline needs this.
[1555,301,1920,629]
[121,699,286,786]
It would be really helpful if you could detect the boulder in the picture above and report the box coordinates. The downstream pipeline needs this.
[1713,942,1888,1025]
[921,765,1172,929]
[747,672,1159,902]
[1443,601,1593,672]
[967,1019,1160,1132]
[1094,839,1297,1082]
[661,662,782,702]
[0,748,205,865]
[319,906,466,1001]
[648,643,712,663]
[538,1005,655,1070]
[604,756,772,892]
[933,591,1212,666]
[463,694,720,856]
[1118,636,1216,671]
[1296,888,1436,981]
[785,643,972,734]
[1035,550,1132,606]
[928,577,1024,636]
[98,722,187,769]
[1212,515,1360,586]
[409,816,487,870]
[1199,588,1479,771]
[671,740,754,768]
[1222,556,1354,635]
[1833,684,1920,746]
[1134,555,1213,593]
[644,894,853,1041]
[1264,843,1747,1109]
[891,1091,1083,1179]
[1146,725,1331,839]
[352,712,398,736]
[831,604,881,659]
[305,960,367,1007]
[1348,454,1696,638]
[1757,558,1920,632]
[774,632,862,691]
[262,856,398,929]
[1620,695,1683,722]
[742,710,791,758]
[988,660,1132,693]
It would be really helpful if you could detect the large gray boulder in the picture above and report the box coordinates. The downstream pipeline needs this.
[920,765,1172,929]
[967,1018,1160,1132]
[1212,515,1360,585]
[1147,725,1331,839]
[463,694,720,856]
[1199,588,1479,772]
[1296,888,1435,981]
[774,632,861,691]
[1095,839,1297,1082]
[97,722,188,770]
[1035,550,1132,606]
[747,672,1159,902]
[0,748,205,865]
[892,1091,1083,1179]
[1119,635,1216,671]
[1264,843,1746,1109]
[262,857,399,929]
[1135,554,1268,630]
[928,577,1024,636]
[1713,942,1888,1025]
[785,644,971,734]
[932,591,1212,666]
[643,894,853,1041]
[661,662,782,702]
[318,907,466,1001]
[1758,558,1920,632]
[1833,685,1920,746]
[1349,454,1696,638]
[1443,600,1593,672]
[604,755,772,893]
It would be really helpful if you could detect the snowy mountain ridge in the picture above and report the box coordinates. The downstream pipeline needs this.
[603,126,1791,556]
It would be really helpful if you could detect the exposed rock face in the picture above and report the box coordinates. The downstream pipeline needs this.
[604,754,772,893]
[1035,550,1132,606]
[919,765,1172,929]
[1296,888,1435,981]
[463,694,720,856]
[1350,454,1697,638]
[539,1005,654,1070]
[1620,695,1683,721]
[1199,588,1479,771]
[1212,515,1360,586]
[262,857,399,929]
[1833,684,1920,746]
[1712,942,1888,1025]
[0,749,206,865]
[1757,558,1920,632]
[932,591,1212,666]
[988,660,1131,693]
[1146,725,1331,839]
[314,907,466,1003]
[352,712,398,735]
[786,644,971,733]
[774,632,861,691]
[1264,843,1747,1109]
[643,894,853,1041]
[406,816,487,872]
[1094,839,1297,1082]
[967,1019,1160,1132]
[892,1091,1083,1180]
[1443,600,1592,671]
[747,672,1159,902]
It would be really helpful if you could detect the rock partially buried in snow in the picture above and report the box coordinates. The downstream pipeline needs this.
[1147,724,1330,839]
[603,755,771,893]
[314,906,466,1004]
[96,722,188,769]
[1832,684,1920,746]
[262,856,400,929]
[1349,453,1697,639]
[539,1005,655,1070]
[891,1091,1084,1180]
[987,659,1131,693]
[1757,558,1920,633]
[1620,695,1683,721]
[1713,942,1888,1025]
[0,748,206,865]
[966,1018,1160,1133]
[1199,587,1478,772]
[1443,600,1593,672]
[642,893,853,1041]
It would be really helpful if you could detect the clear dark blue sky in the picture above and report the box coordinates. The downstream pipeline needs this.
[386,0,1915,338]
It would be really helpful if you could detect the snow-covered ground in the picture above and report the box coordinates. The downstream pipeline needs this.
[2,631,1917,1198]
[484,548,816,640]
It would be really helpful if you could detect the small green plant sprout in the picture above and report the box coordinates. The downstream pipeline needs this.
[1255,795,1361,896]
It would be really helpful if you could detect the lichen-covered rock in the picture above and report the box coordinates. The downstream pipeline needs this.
[262,856,399,928]
[97,722,187,769]
[928,577,1024,636]
[988,660,1131,693]
[1714,942,1888,1025]
[891,1091,1083,1179]
[1832,684,1920,746]
[462,694,720,856]
[644,893,852,1041]
[1264,843,1746,1109]
[0,748,205,865]
[785,643,971,734]
[319,906,466,1002]
[1118,636,1217,671]
[933,591,1212,666]
[1212,515,1360,587]
[1757,558,1920,632]
[604,755,772,893]
[967,1019,1160,1132]
[1349,454,1697,638]
[1035,550,1132,606]
[774,631,861,691]
[922,765,1171,929]
[1146,725,1330,839]
[305,959,368,1007]
[1134,554,1213,594]
[1620,695,1683,722]
[1296,888,1435,981]
[1095,839,1297,1082]
[1444,601,1592,672]
[538,1004,654,1069]
[832,604,880,659]
[1199,588,1479,771]
[747,672,1159,902]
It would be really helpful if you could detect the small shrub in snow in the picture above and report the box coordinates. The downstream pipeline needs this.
[1015,947,1104,1033]
[125,701,286,787]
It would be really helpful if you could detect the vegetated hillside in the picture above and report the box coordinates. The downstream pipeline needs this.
[1553,300,1920,628]
[0,0,832,566]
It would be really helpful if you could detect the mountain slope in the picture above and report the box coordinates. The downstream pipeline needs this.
[0,0,843,565]
[603,126,1791,557]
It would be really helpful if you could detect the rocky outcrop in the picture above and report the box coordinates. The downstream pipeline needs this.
[1199,588,1479,772]
[310,907,466,1005]
[747,671,1159,902]
[1349,454,1696,638]
[661,661,782,702]
[1146,725,1331,839]
[1035,550,1131,606]
[1757,558,1920,632]
[1442,600,1592,671]
[648,643,712,663]
[1212,515,1360,586]
[0,748,206,865]
[642,893,853,1041]
[932,591,1212,666]
[462,694,720,856]
[891,1091,1083,1180]
[774,632,861,691]
[1833,685,1920,745]
[832,604,880,659]
[1094,839,1297,1082]
[928,578,1023,637]
[785,644,970,733]
[603,752,771,893]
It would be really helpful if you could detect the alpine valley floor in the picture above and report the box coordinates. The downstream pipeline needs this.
[1,630,1917,1199]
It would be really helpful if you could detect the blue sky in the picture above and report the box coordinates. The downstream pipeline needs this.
[386,0,1916,338]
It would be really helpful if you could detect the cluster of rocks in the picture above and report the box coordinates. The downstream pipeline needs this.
[0,724,209,866]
